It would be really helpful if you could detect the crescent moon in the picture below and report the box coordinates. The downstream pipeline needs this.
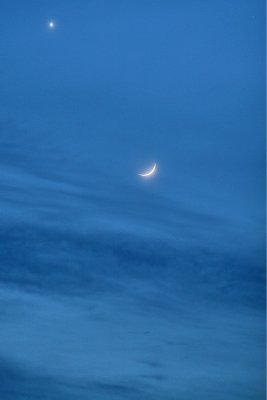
[138,163,157,177]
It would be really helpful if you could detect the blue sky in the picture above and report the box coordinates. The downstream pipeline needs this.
[0,1,265,399]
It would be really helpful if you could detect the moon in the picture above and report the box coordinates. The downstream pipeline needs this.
[138,163,157,177]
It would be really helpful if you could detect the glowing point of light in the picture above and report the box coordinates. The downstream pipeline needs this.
[48,21,55,29]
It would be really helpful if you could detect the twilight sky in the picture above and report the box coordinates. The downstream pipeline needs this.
[0,1,265,399]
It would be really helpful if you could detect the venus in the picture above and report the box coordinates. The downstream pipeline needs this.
[48,21,55,29]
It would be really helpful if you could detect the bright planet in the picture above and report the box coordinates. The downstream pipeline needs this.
[48,21,55,29]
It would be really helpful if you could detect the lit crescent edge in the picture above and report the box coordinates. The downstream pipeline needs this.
[138,163,157,177]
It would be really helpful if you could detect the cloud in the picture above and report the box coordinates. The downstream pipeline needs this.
[0,357,153,400]
[0,284,265,400]
[0,216,264,313]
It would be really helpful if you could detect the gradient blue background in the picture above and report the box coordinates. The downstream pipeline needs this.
[0,0,265,399]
